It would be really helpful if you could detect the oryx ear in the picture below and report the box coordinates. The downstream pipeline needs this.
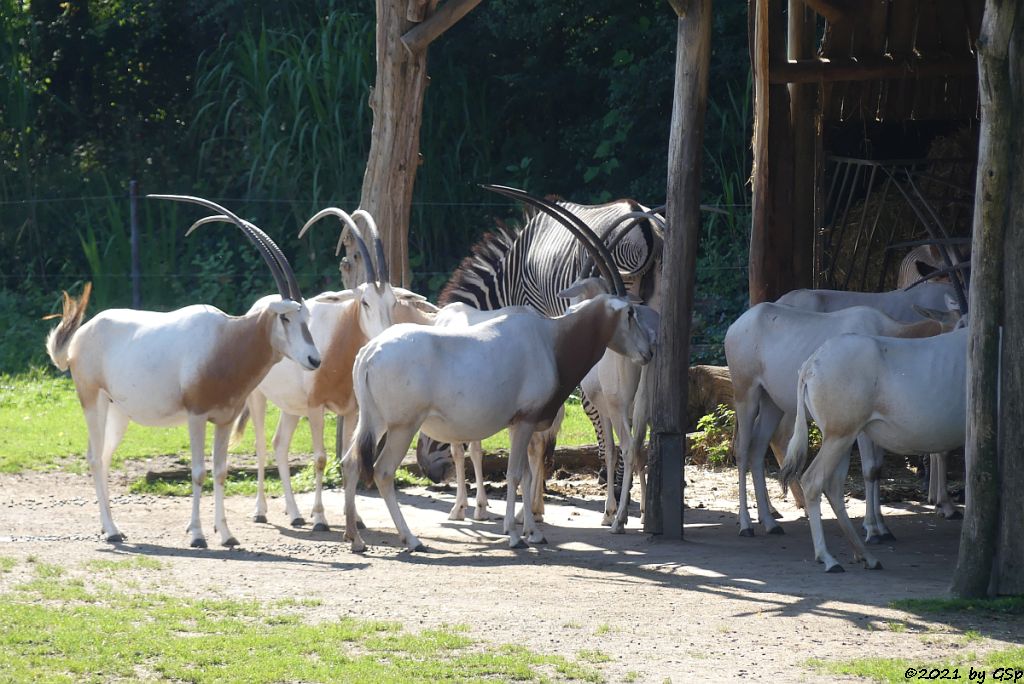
[311,290,356,304]
[409,299,440,314]
[557,277,608,301]
[915,260,938,278]
[269,299,302,314]
[393,287,428,303]
[944,292,961,313]
[606,297,629,312]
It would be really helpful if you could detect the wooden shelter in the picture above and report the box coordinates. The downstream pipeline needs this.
[749,0,983,304]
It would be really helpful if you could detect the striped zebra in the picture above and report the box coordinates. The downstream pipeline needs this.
[416,196,663,513]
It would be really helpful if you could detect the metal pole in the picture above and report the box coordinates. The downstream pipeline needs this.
[129,180,141,309]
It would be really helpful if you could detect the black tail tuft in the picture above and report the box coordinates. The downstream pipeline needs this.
[357,429,377,487]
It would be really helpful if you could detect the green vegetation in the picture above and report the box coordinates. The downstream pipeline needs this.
[0,576,604,683]
[892,596,1024,615]
[1,370,596,490]
[690,404,736,467]
[1,1,750,372]
[809,646,1024,684]
[0,557,16,573]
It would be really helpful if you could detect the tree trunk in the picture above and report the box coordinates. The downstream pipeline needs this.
[345,0,480,289]
[950,0,1014,598]
[995,7,1024,596]
[646,0,711,537]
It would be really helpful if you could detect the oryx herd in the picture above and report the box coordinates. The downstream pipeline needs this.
[45,186,969,572]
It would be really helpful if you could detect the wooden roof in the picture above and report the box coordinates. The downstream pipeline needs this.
[817,0,984,123]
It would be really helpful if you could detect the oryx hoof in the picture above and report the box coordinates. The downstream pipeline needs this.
[106,532,126,543]
[190,538,208,549]
[610,524,626,535]
[865,559,883,570]
[511,539,529,549]
[767,526,785,536]
[312,522,330,532]
[946,510,963,521]
[222,537,239,548]
[865,535,884,545]
[411,543,427,553]
[448,509,466,521]
[738,528,755,538]
[290,517,306,528]
[771,509,784,519]
[825,563,845,573]
[356,520,367,530]
[253,515,268,524]
[529,535,548,545]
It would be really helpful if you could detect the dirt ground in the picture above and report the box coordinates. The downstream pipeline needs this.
[1,461,1020,683]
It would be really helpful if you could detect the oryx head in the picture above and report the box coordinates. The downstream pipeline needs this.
[149,194,321,371]
[299,207,397,340]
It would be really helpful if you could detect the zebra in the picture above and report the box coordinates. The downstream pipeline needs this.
[415,195,663,509]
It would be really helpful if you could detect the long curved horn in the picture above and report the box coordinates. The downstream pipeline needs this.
[580,210,662,279]
[148,194,299,300]
[483,185,626,296]
[352,210,389,287]
[299,207,377,286]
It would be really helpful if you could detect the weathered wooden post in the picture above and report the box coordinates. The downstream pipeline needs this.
[645,0,711,537]
[951,0,1021,598]
[129,179,141,309]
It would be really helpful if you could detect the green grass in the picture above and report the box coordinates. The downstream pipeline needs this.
[1,370,597,476]
[0,577,604,683]
[892,596,1024,615]
[809,647,1024,683]
[0,557,16,573]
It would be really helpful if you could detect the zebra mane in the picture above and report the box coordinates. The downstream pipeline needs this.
[439,220,521,307]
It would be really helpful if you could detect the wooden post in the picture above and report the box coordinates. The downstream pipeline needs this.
[129,179,141,309]
[950,0,1013,599]
[749,0,770,305]
[645,0,711,537]
[788,0,815,290]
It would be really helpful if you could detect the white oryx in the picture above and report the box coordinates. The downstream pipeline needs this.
[780,325,968,572]
[725,302,960,540]
[233,207,434,530]
[45,196,320,547]
[342,186,657,551]
[775,279,965,518]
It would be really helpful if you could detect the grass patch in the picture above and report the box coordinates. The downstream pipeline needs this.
[809,646,1024,683]
[892,596,1024,615]
[578,649,612,664]
[130,465,427,497]
[0,582,604,683]
[85,557,164,572]
[2,370,596,476]
[0,557,15,573]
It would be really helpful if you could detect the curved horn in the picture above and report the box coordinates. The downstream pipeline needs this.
[148,194,299,299]
[580,210,662,279]
[299,207,377,286]
[353,209,389,286]
[483,185,626,296]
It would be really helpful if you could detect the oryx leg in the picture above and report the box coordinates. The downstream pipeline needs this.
[269,410,305,526]
[468,441,496,520]
[308,408,331,530]
[857,435,893,543]
[929,452,960,519]
[599,412,619,526]
[373,425,424,552]
[84,397,128,542]
[822,446,881,570]
[249,392,271,523]
[342,440,366,553]
[609,408,635,533]
[505,423,542,548]
[748,399,785,535]
[448,441,470,521]
[211,422,238,547]
[186,416,209,548]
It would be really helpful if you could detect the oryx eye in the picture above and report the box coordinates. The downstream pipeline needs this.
[279,314,290,324]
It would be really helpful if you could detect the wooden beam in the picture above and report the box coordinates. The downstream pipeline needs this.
[769,56,977,85]
[401,0,481,53]
[749,0,770,305]
[800,0,854,23]
[950,0,1014,599]
[645,0,711,537]
[789,0,815,290]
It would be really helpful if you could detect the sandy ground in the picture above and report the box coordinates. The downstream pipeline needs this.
[0,462,1020,683]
